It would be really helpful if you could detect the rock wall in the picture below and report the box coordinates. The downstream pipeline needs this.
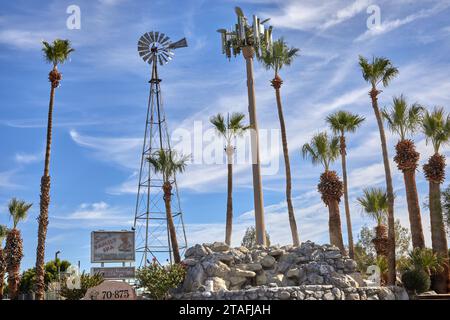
[174,285,408,300]
[177,241,408,300]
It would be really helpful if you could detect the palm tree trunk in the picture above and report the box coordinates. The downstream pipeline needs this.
[35,73,56,300]
[373,224,388,258]
[429,180,449,293]
[272,75,300,247]
[339,135,354,258]
[403,170,425,249]
[370,87,396,286]
[243,46,266,246]
[328,199,346,255]
[0,248,5,300]
[225,162,233,245]
[163,182,181,264]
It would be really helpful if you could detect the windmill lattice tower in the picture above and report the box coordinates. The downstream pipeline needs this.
[133,31,188,266]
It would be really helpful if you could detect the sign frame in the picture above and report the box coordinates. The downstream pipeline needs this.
[91,267,136,280]
[91,231,135,263]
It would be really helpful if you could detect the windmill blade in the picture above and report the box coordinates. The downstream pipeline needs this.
[160,54,168,64]
[139,36,150,46]
[161,35,170,45]
[149,32,155,42]
[167,38,188,49]
[143,32,152,43]
[155,32,160,42]
[158,32,165,43]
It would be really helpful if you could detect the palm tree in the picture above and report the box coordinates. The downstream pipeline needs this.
[210,113,249,245]
[422,107,450,293]
[148,149,189,264]
[382,95,425,249]
[302,132,346,254]
[357,188,389,258]
[258,38,300,246]
[0,225,7,300]
[326,111,365,258]
[5,198,32,300]
[359,55,399,285]
[35,39,74,300]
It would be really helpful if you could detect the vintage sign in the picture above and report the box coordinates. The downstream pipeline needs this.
[83,281,136,300]
[91,267,135,280]
[91,231,135,263]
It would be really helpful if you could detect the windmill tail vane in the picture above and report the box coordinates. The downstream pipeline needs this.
[217,6,273,59]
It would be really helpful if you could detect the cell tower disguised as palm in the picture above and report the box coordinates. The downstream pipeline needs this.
[217,7,273,246]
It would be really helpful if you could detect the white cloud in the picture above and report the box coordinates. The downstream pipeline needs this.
[52,201,134,229]
[69,130,141,170]
[15,151,43,164]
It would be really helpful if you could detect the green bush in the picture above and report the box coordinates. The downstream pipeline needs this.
[136,260,186,300]
[60,272,103,300]
[401,269,431,294]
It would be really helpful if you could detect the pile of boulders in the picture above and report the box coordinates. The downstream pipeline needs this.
[175,241,408,300]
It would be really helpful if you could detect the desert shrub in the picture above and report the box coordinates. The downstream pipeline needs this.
[401,269,430,293]
[136,260,186,300]
[60,272,103,300]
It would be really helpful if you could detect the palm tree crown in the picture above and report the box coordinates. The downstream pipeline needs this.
[358,55,399,88]
[357,188,389,226]
[210,112,249,144]
[422,107,450,154]
[42,39,75,67]
[382,95,424,140]
[148,149,189,181]
[8,198,32,229]
[302,132,340,171]
[258,38,299,75]
[326,111,365,135]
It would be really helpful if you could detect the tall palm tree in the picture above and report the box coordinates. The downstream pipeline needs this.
[382,95,425,249]
[422,107,450,293]
[326,111,365,258]
[148,149,189,264]
[302,132,346,254]
[210,113,249,245]
[258,38,300,246]
[35,39,74,300]
[5,198,32,300]
[357,188,389,258]
[359,55,399,285]
[0,225,7,300]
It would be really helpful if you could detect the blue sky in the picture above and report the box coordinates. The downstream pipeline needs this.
[1,0,450,272]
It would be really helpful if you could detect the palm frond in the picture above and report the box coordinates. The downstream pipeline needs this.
[358,55,398,88]
[42,39,75,66]
[357,187,388,225]
[147,149,189,181]
[326,110,365,135]
[382,95,423,140]
[422,107,450,153]
[8,198,32,228]
[258,37,299,74]
[302,132,339,171]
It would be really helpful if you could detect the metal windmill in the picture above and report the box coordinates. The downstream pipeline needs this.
[133,31,188,266]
